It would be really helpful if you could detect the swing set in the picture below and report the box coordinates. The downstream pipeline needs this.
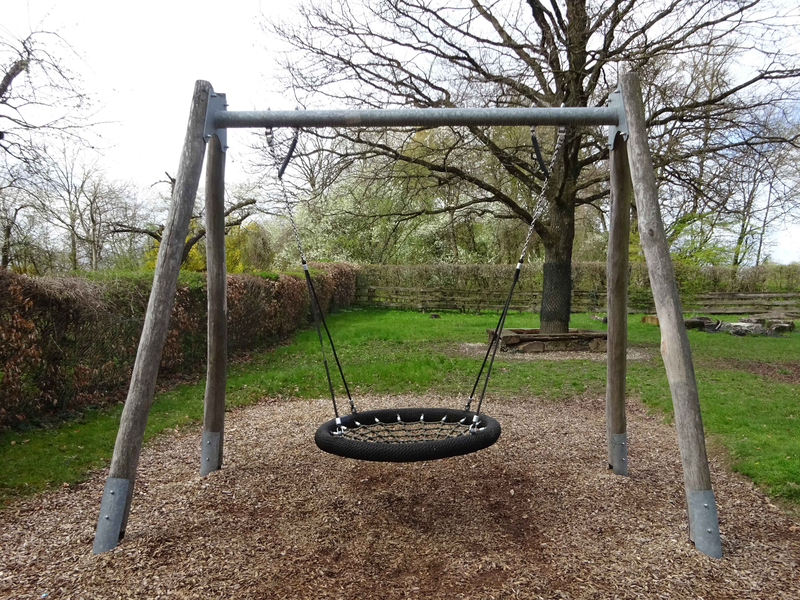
[93,73,723,559]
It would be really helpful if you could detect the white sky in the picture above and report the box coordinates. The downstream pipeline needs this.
[5,0,293,187]
[5,0,799,264]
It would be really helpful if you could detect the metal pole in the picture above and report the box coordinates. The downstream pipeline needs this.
[214,106,619,130]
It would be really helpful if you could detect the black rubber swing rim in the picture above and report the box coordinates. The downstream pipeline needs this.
[314,407,501,462]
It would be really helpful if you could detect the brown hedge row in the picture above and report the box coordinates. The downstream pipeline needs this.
[0,263,356,429]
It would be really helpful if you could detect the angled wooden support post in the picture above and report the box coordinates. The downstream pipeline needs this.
[619,72,722,558]
[606,128,632,476]
[200,132,227,476]
[93,80,212,554]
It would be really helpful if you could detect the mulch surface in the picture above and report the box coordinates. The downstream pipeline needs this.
[2,393,798,599]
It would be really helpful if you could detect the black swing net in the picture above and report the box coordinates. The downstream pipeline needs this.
[267,122,564,462]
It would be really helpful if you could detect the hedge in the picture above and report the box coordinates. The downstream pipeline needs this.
[355,262,800,295]
[0,263,356,429]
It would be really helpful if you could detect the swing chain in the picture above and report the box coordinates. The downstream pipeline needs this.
[518,125,566,264]
[266,125,357,417]
[266,126,307,264]
[464,125,566,414]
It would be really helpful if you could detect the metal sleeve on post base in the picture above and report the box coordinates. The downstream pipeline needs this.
[92,80,212,553]
[201,132,227,476]
[92,478,129,553]
[611,433,628,476]
[200,431,222,476]
[606,129,631,476]
[619,72,722,558]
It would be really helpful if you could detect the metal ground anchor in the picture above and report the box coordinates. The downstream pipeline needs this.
[687,489,723,558]
[200,431,222,476]
[611,432,628,476]
[93,477,130,553]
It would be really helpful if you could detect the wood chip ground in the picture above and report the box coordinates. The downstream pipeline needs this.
[1,393,798,599]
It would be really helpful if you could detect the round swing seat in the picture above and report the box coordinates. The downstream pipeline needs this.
[315,407,501,462]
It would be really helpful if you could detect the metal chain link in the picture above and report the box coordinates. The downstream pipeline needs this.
[517,125,566,264]
[266,127,307,264]
[466,126,567,414]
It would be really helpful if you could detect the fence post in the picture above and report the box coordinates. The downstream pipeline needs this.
[606,130,631,475]
[201,133,227,475]
[620,72,722,558]
[92,80,211,554]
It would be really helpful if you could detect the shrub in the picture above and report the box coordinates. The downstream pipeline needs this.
[0,263,357,429]
[355,262,800,295]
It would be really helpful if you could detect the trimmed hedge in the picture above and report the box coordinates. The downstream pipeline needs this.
[355,262,800,295]
[0,263,356,428]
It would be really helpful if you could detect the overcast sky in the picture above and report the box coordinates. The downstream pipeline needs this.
[5,0,799,263]
[5,0,290,186]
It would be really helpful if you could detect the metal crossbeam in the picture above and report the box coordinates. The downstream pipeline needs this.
[213,106,619,130]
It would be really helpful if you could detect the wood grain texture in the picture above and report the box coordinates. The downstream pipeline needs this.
[103,80,211,537]
[620,72,713,494]
[606,134,631,468]
[202,134,227,471]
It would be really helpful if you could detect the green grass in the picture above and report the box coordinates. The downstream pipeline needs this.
[0,387,209,500]
[1,308,798,506]
[626,327,800,503]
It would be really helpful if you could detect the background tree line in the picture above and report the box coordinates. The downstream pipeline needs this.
[3,3,800,327]
[0,30,273,275]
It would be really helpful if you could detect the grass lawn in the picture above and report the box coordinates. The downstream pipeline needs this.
[1,308,798,505]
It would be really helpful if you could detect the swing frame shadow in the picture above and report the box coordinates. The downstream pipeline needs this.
[92,74,722,559]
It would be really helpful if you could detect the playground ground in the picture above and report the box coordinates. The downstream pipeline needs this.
[2,392,798,599]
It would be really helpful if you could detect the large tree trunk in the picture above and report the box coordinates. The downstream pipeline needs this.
[539,198,575,334]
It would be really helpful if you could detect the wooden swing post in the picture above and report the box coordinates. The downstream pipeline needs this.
[606,123,632,476]
[620,72,722,558]
[201,132,228,475]
[92,81,212,554]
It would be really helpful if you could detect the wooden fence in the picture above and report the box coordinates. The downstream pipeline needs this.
[354,286,800,314]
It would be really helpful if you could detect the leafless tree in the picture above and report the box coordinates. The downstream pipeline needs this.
[23,142,120,270]
[111,176,259,266]
[1,164,63,274]
[1,29,88,161]
[1,27,91,271]
[268,0,800,332]
[0,166,33,270]
[726,126,800,266]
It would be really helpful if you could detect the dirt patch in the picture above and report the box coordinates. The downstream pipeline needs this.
[705,358,800,384]
[457,342,655,363]
[1,393,798,599]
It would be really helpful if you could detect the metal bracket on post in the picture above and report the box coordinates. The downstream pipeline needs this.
[607,85,628,149]
[687,490,723,558]
[611,432,628,476]
[92,477,130,553]
[204,88,228,152]
[200,430,222,476]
